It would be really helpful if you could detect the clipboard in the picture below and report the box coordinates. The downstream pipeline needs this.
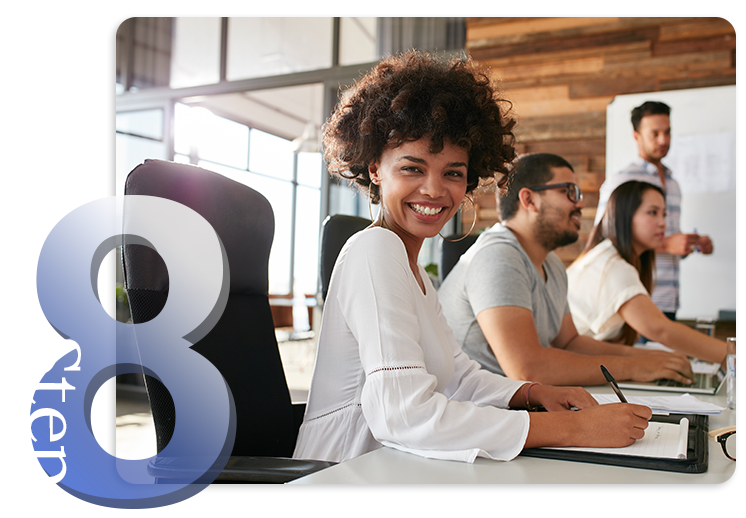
[519,414,709,473]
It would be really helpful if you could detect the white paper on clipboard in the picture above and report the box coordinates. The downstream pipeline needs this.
[544,418,689,459]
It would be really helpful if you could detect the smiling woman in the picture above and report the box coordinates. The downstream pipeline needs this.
[367,139,469,290]
[293,50,654,465]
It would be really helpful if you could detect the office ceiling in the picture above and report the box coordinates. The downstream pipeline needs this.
[183,83,325,144]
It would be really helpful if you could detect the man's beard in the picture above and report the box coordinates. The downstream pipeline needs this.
[534,206,580,251]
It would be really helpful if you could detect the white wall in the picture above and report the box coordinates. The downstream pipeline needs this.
[606,86,736,320]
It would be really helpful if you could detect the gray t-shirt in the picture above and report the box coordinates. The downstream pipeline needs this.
[438,223,569,376]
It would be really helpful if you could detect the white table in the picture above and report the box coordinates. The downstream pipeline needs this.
[291,385,736,484]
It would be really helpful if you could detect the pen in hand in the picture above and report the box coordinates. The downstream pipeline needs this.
[600,365,628,403]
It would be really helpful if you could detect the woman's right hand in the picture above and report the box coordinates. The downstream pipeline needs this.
[525,403,652,449]
[628,351,694,385]
[567,403,652,448]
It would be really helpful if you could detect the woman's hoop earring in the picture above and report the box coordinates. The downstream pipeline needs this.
[440,196,477,242]
[368,188,384,224]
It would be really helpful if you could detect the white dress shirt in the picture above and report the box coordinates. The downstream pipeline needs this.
[293,227,530,463]
[566,239,649,341]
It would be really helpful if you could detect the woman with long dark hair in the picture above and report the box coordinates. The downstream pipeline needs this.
[567,180,726,364]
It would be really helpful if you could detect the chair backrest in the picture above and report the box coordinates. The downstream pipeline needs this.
[439,234,479,283]
[122,159,300,458]
[318,214,371,301]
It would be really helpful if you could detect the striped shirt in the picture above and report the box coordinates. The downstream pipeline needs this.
[594,158,681,313]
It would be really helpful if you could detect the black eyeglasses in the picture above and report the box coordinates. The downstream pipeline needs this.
[709,426,736,461]
[528,182,583,203]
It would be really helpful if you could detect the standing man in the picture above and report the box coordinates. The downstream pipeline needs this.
[438,153,692,386]
[596,101,713,320]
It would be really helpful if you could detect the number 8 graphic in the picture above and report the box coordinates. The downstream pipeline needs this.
[34,196,234,508]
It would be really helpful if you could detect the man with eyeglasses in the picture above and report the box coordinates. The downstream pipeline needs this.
[438,153,692,386]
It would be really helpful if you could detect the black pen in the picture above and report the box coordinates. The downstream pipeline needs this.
[600,365,628,403]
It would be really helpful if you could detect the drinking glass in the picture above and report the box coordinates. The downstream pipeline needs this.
[726,337,736,410]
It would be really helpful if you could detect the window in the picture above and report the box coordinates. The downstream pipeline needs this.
[171,17,221,88]
[174,103,321,297]
[339,17,378,66]
[249,129,293,181]
[226,18,334,81]
[294,152,323,296]
[115,108,167,195]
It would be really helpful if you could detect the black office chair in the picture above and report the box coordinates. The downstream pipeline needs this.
[122,159,333,483]
[318,214,371,302]
[439,234,479,283]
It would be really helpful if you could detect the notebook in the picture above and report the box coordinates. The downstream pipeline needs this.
[547,417,690,459]
[520,414,709,473]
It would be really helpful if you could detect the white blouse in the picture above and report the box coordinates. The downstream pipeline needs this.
[293,227,530,464]
[566,239,649,342]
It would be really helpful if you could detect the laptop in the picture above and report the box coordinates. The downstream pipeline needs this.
[617,365,726,394]
[617,343,727,394]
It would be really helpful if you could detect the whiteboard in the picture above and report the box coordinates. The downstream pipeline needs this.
[605,86,736,320]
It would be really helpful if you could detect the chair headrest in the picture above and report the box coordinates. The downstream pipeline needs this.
[123,159,274,295]
[319,214,371,300]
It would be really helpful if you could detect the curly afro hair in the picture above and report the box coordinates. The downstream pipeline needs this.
[323,50,516,204]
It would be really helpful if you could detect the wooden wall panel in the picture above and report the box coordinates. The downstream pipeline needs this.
[464,17,736,265]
